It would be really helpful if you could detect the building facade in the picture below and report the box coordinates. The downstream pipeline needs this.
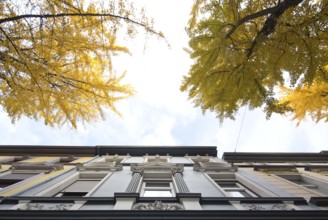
[0,145,328,219]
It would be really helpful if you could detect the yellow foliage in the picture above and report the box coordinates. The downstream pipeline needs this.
[279,82,328,124]
[182,0,328,122]
[0,0,160,128]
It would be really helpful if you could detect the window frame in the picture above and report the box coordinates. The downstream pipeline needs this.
[139,171,176,197]
[140,180,175,197]
[275,173,328,196]
[214,180,258,197]
[0,171,43,192]
[55,179,103,197]
[206,172,262,198]
[36,171,111,197]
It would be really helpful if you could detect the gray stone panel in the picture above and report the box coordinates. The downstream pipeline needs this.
[183,167,224,197]
[80,205,114,210]
[201,205,236,210]
[91,168,132,197]
[18,169,77,196]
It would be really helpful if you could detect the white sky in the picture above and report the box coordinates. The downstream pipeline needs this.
[0,0,327,157]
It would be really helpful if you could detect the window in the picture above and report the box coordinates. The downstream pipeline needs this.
[208,173,258,197]
[55,180,100,197]
[140,172,175,197]
[142,180,174,197]
[54,172,106,197]
[277,174,328,195]
[0,173,38,190]
[215,180,256,197]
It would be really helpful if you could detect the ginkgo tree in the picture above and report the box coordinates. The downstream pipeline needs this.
[181,0,327,123]
[279,77,328,124]
[0,0,162,128]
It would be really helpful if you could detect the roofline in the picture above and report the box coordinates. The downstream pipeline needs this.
[222,151,328,163]
[0,145,218,157]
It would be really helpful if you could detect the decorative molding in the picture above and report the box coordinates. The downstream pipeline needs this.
[76,155,127,172]
[193,161,237,172]
[60,156,78,163]
[11,162,63,171]
[240,203,294,211]
[20,203,73,210]
[253,166,298,173]
[132,201,184,210]
[77,161,123,172]
[305,166,328,173]
[131,160,183,174]
[103,154,127,163]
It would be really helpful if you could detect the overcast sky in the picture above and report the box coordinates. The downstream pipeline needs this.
[0,0,327,157]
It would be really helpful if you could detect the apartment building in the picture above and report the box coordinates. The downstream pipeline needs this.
[0,145,327,219]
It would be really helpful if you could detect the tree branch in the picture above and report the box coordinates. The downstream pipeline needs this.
[225,6,279,38]
[0,13,163,37]
[246,0,304,58]
[226,0,304,39]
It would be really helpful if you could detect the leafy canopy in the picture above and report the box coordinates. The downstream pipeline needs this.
[181,0,327,122]
[0,0,161,128]
[280,77,328,124]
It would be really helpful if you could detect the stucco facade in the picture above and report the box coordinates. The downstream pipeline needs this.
[0,145,327,219]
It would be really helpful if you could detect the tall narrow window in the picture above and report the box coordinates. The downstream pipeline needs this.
[277,174,328,195]
[215,180,256,197]
[141,180,174,197]
[54,172,106,197]
[55,180,100,197]
[140,172,175,197]
[208,173,258,197]
[0,173,38,190]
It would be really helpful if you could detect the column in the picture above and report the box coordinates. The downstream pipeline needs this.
[113,172,141,210]
[174,172,202,210]
[174,172,189,193]
[126,172,142,193]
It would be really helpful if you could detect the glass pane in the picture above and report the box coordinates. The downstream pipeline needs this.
[145,182,170,187]
[0,173,38,188]
[225,191,246,197]
[144,190,172,197]
[217,182,239,188]
[63,180,99,193]
[0,173,37,180]
[225,190,252,197]
[56,192,87,197]
[290,179,308,185]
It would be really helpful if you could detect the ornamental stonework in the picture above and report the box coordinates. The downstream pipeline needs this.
[240,203,294,210]
[20,203,73,210]
[132,201,184,210]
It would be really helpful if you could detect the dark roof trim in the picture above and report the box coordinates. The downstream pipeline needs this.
[222,152,328,163]
[201,197,307,205]
[0,210,328,220]
[0,145,217,157]
[0,196,307,205]
[309,197,328,206]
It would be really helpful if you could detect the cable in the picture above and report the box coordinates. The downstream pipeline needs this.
[231,105,248,166]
